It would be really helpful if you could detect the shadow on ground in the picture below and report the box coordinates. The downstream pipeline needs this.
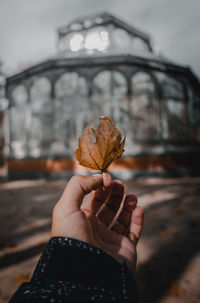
[136,191,200,302]
[0,177,200,303]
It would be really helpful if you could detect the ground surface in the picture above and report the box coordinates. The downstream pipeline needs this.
[0,176,200,303]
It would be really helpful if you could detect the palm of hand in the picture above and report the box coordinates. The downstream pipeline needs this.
[52,175,143,275]
[91,216,137,275]
[80,181,139,274]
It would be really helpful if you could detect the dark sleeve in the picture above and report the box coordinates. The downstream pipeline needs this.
[9,237,138,303]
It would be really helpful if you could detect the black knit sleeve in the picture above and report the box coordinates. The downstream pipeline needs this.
[9,237,138,303]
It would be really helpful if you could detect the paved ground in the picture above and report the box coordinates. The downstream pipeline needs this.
[0,176,200,303]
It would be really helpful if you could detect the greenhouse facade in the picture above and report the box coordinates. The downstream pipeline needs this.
[4,12,200,178]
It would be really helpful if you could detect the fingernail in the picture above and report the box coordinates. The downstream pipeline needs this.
[93,173,101,177]
[128,201,137,206]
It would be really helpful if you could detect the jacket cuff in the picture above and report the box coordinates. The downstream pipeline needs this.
[31,237,137,301]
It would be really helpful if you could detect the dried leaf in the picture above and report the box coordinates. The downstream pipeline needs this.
[75,117,125,171]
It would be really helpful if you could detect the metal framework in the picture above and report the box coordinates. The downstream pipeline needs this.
[5,13,200,177]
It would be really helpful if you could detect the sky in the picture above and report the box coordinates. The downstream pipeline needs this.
[0,0,200,78]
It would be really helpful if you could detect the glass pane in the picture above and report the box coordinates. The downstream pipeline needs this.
[93,71,127,97]
[11,85,28,106]
[10,107,27,158]
[84,26,109,53]
[131,72,160,140]
[10,85,28,158]
[187,84,195,124]
[54,72,89,154]
[60,26,110,55]
[70,33,84,52]
[92,70,128,133]
[29,77,52,157]
[165,99,189,139]
[159,75,190,139]
[166,100,185,118]
[112,28,131,50]
[132,37,149,52]
[30,77,51,112]
[55,72,78,97]
[59,35,71,52]
[162,76,184,100]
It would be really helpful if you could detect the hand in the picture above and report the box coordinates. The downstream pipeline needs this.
[51,173,144,275]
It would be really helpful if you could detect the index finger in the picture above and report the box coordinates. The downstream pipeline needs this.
[56,174,103,218]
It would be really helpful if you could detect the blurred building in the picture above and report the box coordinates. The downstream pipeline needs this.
[5,12,200,178]
[0,60,8,167]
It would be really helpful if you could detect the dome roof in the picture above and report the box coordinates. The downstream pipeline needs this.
[57,12,153,55]
[58,12,151,45]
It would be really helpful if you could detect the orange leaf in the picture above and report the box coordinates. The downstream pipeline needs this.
[75,117,125,171]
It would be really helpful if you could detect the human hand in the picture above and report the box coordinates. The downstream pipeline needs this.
[51,173,144,275]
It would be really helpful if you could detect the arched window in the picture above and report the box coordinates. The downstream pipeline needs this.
[54,72,89,154]
[60,26,110,56]
[161,75,189,139]
[92,70,129,132]
[84,26,109,53]
[162,76,184,100]
[130,72,160,141]
[10,85,28,158]
[29,77,52,157]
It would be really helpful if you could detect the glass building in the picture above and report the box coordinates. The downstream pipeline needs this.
[5,12,200,178]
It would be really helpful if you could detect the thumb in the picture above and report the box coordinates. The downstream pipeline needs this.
[57,174,103,217]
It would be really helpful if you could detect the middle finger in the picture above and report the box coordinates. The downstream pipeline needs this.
[96,180,124,227]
